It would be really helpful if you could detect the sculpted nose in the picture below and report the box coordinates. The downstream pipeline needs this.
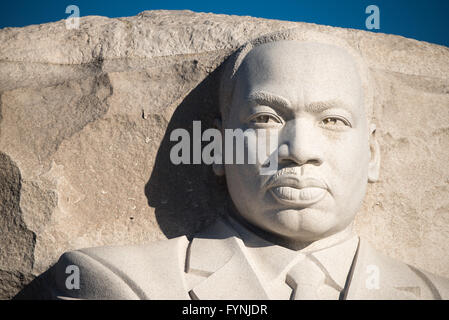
[278,119,323,166]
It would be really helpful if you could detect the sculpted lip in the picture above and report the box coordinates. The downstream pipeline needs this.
[265,175,328,207]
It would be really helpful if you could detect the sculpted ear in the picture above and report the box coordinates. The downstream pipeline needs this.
[368,123,380,183]
[212,118,225,176]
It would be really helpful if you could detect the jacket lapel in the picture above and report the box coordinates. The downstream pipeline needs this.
[345,238,424,299]
[187,225,431,299]
[187,219,270,300]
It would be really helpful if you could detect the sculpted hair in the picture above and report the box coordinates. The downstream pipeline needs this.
[218,28,376,125]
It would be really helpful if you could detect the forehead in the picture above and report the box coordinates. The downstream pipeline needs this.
[233,41,364,113]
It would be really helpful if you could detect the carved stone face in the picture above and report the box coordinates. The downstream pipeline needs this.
[222,40,379,242]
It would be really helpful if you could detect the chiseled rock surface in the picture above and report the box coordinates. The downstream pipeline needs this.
[0,10,448,299]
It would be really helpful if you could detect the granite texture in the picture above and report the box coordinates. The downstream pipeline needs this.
[0,10,448,299]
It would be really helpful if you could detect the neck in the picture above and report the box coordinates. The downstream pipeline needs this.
[227,211,355,252]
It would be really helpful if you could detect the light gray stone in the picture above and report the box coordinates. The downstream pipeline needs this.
[1,10,448,299]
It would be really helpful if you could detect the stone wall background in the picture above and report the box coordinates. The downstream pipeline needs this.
[0,10,448,299]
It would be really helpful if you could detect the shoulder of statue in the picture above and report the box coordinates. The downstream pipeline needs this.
[51,236,190,300]
[418,268,449,300]
[346,237,449,300]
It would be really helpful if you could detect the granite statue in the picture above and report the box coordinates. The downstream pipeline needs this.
[31,29,449,300]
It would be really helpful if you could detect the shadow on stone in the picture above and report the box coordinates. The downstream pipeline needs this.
[145,64,231,239]
[13,267,56,300]
[0,152,36,299]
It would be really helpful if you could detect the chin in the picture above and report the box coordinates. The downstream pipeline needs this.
[265,208,342,242]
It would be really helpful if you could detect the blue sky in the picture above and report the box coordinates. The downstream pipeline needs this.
[0,0,448,47]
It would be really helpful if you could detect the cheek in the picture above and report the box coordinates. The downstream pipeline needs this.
[327,132,369,172]
[326,135,369,203]
[245,128,279,163]
[224,165,269,225]
[225,162,264,200]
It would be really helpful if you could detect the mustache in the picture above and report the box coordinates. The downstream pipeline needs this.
[262,166,329,192]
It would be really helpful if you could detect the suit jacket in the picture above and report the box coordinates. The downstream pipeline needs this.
[47,220,449,300]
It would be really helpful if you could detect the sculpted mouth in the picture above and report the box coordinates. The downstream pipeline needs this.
[265,176,328,207]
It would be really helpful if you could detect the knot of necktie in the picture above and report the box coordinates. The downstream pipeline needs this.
[286,256,327,300]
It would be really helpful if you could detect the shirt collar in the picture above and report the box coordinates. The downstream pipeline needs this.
[225,216,359,291]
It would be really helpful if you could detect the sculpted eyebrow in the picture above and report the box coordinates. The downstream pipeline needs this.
[247,91,291,110]
[247,93,353,117]
[305,101,352,114]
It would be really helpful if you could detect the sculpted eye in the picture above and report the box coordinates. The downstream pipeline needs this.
[320,116,351,128]
[249,113,282,124]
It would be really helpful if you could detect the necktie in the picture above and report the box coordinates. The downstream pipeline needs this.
[286,256,327,300]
